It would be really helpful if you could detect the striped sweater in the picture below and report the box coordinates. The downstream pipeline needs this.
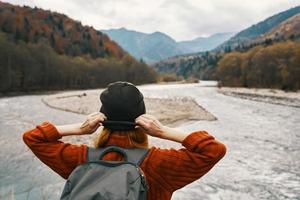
[23,121,226,200]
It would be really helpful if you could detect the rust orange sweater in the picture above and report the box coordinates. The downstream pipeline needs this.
[23,122,226,200]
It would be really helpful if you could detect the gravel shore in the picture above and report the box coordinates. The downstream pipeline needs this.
[42,89,217,128]
[218,87,300,107]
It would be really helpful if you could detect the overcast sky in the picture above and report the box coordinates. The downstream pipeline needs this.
[4,0,300,41]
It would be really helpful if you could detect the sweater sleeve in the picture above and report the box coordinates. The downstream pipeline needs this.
[22,121,87,179]
[143,131,226,192]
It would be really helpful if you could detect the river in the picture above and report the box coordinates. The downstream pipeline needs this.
[0,81,299,200]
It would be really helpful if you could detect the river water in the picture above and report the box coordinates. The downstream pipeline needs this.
[0,81,299,200]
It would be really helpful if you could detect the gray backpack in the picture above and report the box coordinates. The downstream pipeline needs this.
[60,146,149,200]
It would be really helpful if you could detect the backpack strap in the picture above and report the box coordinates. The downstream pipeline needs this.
[87,146,149,165]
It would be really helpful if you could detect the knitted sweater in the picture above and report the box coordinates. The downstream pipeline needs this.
[23,121,226,200]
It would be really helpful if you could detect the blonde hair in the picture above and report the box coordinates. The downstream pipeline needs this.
[94,128,149,149]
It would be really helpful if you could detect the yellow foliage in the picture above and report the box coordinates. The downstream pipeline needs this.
[217,41,300,90]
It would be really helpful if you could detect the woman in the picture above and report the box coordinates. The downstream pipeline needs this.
[23,81,226,200]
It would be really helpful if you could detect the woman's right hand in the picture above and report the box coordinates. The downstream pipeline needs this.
[135,114,189,143]
[135,114,165,138]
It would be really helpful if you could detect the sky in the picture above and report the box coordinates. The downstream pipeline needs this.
[3,0,300,41]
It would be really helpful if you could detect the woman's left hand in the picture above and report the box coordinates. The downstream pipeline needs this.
[79,112,107,135]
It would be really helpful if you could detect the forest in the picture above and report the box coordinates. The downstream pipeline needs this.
[154,51,222,80]
[0,32,157,93]
[0,2,157,93]
[0,2,125,58]
[217,40,300,90]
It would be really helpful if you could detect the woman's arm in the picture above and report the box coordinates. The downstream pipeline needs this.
[135,114,226,192]
[23,112,106,179]
[135,114,191,142]
[55,112,106,136]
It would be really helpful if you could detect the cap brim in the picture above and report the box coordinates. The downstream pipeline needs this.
[102,120,136,131]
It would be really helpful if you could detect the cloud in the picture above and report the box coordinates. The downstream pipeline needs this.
[3,0,300,41]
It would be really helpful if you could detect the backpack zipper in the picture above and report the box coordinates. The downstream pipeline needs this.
[136,167,149,191]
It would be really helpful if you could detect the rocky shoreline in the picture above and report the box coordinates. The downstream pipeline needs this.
[42,89,217,128]
[218,87,300,108]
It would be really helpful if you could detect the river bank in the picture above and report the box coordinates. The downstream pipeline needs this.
[0,81,194,98]
[1,81,299,200]
[41,89,217,127]
[218,87,300,107]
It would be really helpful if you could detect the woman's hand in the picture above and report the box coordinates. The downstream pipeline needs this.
[135,114,165,138]
[55,112,107,136]
[135,114,190,143]
[79,112,107,135]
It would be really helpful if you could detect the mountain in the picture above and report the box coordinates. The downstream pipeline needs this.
[177,32,235,54]
[255,13,300,42]
[154,6,300,82]
[102,28,182,63]
[0,1,126,58]
[217,5,300,50]
[0,2,157,93]
[102,28,234,63]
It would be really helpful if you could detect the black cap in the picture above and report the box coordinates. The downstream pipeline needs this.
[100,81,146,130]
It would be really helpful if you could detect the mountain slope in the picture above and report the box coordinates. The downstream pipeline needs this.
[256,13,300,42]
[0,1,126,58]
[218,5,300,50]
[0,2,157,92]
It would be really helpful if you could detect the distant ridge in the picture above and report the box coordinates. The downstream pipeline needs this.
[177,32,235,54]
[102,28,182,63]
[102,28,233,63]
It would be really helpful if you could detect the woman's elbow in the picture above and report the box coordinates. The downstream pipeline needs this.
[22,130,34,148]
[216,142,226,160]
[203,141,227,163]
[23,131,29,145]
